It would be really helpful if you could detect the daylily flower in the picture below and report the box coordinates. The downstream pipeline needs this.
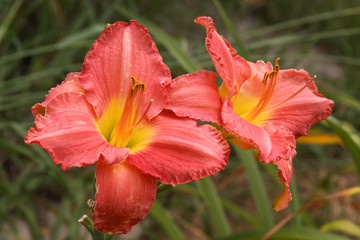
[25,21,229,234]
[165,16,334,211]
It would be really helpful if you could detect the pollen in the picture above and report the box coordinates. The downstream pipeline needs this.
[130,76,145,97]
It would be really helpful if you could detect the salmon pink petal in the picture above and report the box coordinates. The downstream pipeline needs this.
[93,160,157,234]
[31,72,83,115]
[272,159,293,211]
[237,61,273,99]
[195,16,251,98]
[25,92,129,170]
[222,99,296,163]
[264,69,334,138]
[80,21,171,120]
[165,70,223,125]
[127,110,230,184]
[265,123,297,161]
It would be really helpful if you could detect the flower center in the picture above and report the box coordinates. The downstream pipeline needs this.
[231,58,315,126]
[97,76,154,152]
[241,58,280,123]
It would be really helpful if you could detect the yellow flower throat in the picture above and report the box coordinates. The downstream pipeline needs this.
[232,58,314,126]
[97,76,154,153]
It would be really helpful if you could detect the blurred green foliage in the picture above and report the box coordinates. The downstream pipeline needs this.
[1,0,360,239]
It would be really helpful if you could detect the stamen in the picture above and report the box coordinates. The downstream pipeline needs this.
[130,76,145,97]
[243,58,280,122]
[263,76,315,112]
[120,99,153,146]
[108,76,152,148]
[134,99,153,127]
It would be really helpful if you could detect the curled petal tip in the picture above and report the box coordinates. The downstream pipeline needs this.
[272,159,293,211]
[194,16,215,34]
[272,187,292,211]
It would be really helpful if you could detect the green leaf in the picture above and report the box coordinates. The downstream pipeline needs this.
[196,176,231,237]
[324,116,360,180]
[247,28,360,50]
[17,204,42,240]
[245,6,360,38]
[0,24,103,64]
[149,200,186,240]
[175,184,259,227]
[0,0,23,43]
[232,144,274,228]
[321,219,360,237]
[218,226,350,240]
[324,89,360,113]
[212,0,249,59]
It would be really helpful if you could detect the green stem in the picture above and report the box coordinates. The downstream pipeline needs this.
[232,144,274,228]
[78,215,114,240]
[196,176,231,237]
[78,215,95,238]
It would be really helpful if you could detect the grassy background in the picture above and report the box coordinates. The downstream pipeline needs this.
[1,0,360,239]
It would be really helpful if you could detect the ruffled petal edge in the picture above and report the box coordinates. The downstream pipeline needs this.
[165,70,223,125]
[127,110,230,184]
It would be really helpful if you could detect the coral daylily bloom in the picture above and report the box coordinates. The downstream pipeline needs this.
[165,16,334,211]
[25,21,229,234]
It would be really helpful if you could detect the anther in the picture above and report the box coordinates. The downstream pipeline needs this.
[262,58,280,84]
[130,76,145,97]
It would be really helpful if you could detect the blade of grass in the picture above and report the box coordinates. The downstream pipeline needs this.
[288,174,304,227]
[176,184,259,227]
[262,163,313,227]
[245,6,360,38]
[212,0,249,59]
[324,89,360,113]
[196,177,231,237]
[149,200,186,240]
[0,64,81,92]
[232,144,274,228]
[218,227,350,240]
[222,200,260,228]
[247,28,360,50]
[252,54,360,67]
[323,116,360,181]
[321,219,360,238]
[49,199,70,240]
[0,92,46,111]
[0,0,23,43]
[5,217,22,240]
[8,122,75,200]
[139,222,160,240]
[262,186,360,240]
[17,203,42,240]
[0,24,104,65]
[116,6,201,73]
